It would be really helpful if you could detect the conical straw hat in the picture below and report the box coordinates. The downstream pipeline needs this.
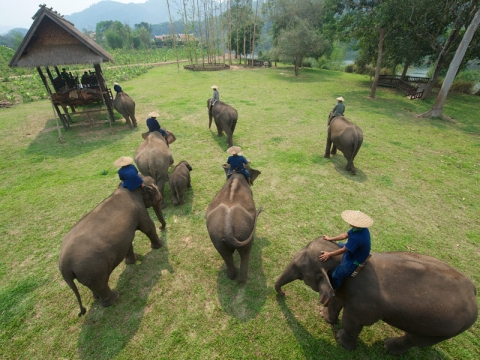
[114,156,133,167]
[341,210,373,228]
[227,146,242,155]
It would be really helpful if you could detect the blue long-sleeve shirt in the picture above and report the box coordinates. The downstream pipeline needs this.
[118,164,143,191]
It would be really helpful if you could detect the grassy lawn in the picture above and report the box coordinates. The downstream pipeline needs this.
[0,63,479,359]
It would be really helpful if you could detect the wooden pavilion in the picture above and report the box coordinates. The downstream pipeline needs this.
[9,4,116,129]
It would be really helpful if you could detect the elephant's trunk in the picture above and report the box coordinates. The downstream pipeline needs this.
[154,202,166,229]
[275,262,300,296]
[208,112,213,129]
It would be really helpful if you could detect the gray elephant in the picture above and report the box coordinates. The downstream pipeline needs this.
[207,99,238,147]
[324,113,363,175]
[135,131,175,208]
[275,238,478,355]
[206,166,262,282]
[113,92,137,129]
[58,176,166,317]
[169,161,192,205]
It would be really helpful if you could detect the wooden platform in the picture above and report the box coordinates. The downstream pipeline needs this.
[378,75,430,99]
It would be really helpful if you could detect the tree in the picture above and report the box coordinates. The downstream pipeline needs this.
[421,8,480,118]
[275,18,328,75]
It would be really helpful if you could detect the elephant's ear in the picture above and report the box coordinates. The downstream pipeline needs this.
[143,185,162,207]
[141,131,149,140]
[318,268,335,306]
[165,130,176,144]
[250,168,261,184]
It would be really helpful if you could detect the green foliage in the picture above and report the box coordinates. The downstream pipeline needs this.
[0,64,479,359]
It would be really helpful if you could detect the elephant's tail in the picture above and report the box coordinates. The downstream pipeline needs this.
[350,128,363,163]
[62,270,87,317]
[223,206,263,248]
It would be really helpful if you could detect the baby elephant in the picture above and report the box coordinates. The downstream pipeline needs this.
[169,161,192,205]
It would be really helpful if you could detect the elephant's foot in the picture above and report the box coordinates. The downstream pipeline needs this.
[330,151,337,155]
[336,329,357,350]
[92,292,100,300]
[125,253,138,264]
[226,267,238,280]
[384,336,409,355]
[237,272,248,283]
[151,240,163,249]
[100,290,119,307]
[321,306,338,324]
[323,154,330,158]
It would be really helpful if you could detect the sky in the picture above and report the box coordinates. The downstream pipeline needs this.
[1,0,147,32]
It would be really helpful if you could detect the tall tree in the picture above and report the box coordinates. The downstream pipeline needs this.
[421,8,480,118]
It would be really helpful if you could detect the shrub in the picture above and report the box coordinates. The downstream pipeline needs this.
[450,79,474,94]
[345,64,355,73]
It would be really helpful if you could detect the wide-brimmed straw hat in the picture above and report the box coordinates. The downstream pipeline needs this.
[341,210,373,228]
[114,82,119,85]
[227,146,242,155]
[148,111,159,118]
[336,96,345,102]
[211,85,218,90]
[114,156,134,167]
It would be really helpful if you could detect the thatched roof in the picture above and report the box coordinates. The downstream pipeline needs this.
[9,5,114,68]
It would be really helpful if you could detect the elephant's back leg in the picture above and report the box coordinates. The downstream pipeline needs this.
[82,267,119,307]
[213,240,237,280]
[236,241,252,283]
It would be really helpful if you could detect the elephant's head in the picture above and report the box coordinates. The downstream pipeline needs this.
[141,130,176,145]
[275,239,341,306]
[222,163,261,185]
[141,176,166,229]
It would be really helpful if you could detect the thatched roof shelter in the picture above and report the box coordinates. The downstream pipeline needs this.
[9,4,116,130]
[9,5,114,68]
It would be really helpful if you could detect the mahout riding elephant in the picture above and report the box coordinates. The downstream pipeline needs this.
[169,161,193,205]
[324,112,363,175]
[113,92,137,129]
[58,176,166,317]
[275,238,478,355]
[207,99,238,147]
[206,166,262,282]
[135,131,176,208]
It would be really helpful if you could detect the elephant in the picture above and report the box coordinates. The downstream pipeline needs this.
[113,92,137,129]
[207,99,238,147]
[135,131,176,208]
[275,238,478,355]
[324,113,363,175]
[169,161,193,205]
[58,176,166,317]
[206,165,262,282]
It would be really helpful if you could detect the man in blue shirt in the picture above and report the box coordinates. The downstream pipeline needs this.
[114,156,144,191]
[226,146,251,186]
[146,111,167,141]
[319,210,373,289]
[113,82,123,93]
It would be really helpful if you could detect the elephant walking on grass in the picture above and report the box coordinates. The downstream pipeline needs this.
[206,167,261,282]
[207,99,238,147]
[113,92,137,129]
[135,131,175,208]
[275,238,478,355]
[324,113,363,175]
[169,161,193,205]
[59,176,166,317]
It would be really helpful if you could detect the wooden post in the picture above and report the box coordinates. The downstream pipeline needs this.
[94,63,116,123]
[37,66,64,140]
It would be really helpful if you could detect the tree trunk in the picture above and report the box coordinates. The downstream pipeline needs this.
[369,28,385,99]
[401,59,411,80]
[166,0,179,71]
[421,8,480,118]
[421,6,467,100]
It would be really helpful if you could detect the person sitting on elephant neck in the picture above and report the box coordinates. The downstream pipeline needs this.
[114,156,145,191]
[319,210,372,291]
[329,96,345,123]
[113,82,123,94]
[226,146,252,186]
[209,85,219,112]
[146,111,168,142]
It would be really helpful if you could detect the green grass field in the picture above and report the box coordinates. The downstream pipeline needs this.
[1,63,479,359]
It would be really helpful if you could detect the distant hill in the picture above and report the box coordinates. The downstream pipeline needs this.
[65,0,179,32]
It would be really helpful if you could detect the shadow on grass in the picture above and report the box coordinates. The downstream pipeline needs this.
[275,297,342,359]
[209,129,232,152]
[216,236,270,322]
[314,154,367,182]
[77,244,173,360]
[25,114,135,159]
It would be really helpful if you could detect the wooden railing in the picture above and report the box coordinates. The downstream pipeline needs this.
[378,75,430,99]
